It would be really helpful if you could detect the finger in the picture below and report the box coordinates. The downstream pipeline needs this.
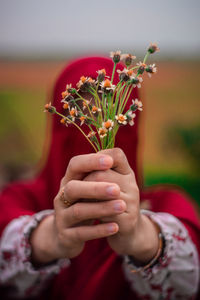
[55,181,120,209]
[84,169,121,185]
[100,212,135,232]
[63,153,113,184]
[67,222,119,242]
[99,148,132,175]
[61,200,126,227]
[84,169,134,193]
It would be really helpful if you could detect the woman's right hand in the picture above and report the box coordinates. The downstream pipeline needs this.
[30,153,126,264]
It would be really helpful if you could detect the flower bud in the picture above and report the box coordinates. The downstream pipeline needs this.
[119,72,129,82]
[97,69,106,82]
[44,103,56,114]
[68,88,77,94]
[148,43,160,54]
[110,51,121,63]
[121,54,136,67]
[138,66,145,75]
[130,78,139,85]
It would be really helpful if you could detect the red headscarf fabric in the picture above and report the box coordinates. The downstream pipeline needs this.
[0,56,199,300]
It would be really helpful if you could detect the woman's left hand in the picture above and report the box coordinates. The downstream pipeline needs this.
[84,148,159,263]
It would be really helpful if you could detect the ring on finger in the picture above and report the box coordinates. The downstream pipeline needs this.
[60,188,71,207]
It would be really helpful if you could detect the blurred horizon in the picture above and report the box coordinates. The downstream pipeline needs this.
[0,0,200,60]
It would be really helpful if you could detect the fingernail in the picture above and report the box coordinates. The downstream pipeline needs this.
[99,156,111,168]
[108,224,118,234]
[114,201,124,212]
[106,185,118,196]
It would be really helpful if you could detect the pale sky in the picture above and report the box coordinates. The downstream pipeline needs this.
[0,0,200,58]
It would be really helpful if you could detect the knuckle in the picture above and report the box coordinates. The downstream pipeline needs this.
[114,147,125,162]
[71,228,83,244]
[57,229,72,249]
[60,177,65,187]
[72,203,82,222]
[53,194,60,208]
[75,229,82,242]
[127,214,137,229]
[130,169,136,179]
[134,184,139,195]
[68,156,76,172]
[65,181,75,198]
[54,212,63,232]
[53,196,58,208]
[130,182,139,197]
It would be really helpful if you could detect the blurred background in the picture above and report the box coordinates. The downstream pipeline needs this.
[0,0,200,206]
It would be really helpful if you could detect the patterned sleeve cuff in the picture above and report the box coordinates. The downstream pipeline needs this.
[0,210,70,298]
[123,210,200,299]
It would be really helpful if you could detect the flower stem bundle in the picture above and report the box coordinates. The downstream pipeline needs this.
[44,43,159,152]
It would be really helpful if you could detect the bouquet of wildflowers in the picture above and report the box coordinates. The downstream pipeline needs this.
[45,43,159,152]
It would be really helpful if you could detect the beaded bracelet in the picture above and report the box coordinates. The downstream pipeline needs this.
[127,224,164,273]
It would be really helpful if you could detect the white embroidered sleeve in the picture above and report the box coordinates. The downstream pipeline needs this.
[123,210,200,300]
[0,210,70,299]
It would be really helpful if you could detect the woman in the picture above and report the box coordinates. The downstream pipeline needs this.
[0,56,199,299]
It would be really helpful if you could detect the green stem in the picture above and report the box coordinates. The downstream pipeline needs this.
[111,63,117,84]
[88,87,104,123]
[106,125,119,149]
[129,65,140,71]
[117,84,130,114]
[112,82,125,118]
[143,51,150,64]
[110,80,122,116]
[121,85,134,113]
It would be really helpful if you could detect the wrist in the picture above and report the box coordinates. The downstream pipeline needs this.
[30,214,60,265]
[127,213,160,263]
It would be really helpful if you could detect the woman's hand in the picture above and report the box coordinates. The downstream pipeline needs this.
[30,152,126,264]
[84,148,160,263]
